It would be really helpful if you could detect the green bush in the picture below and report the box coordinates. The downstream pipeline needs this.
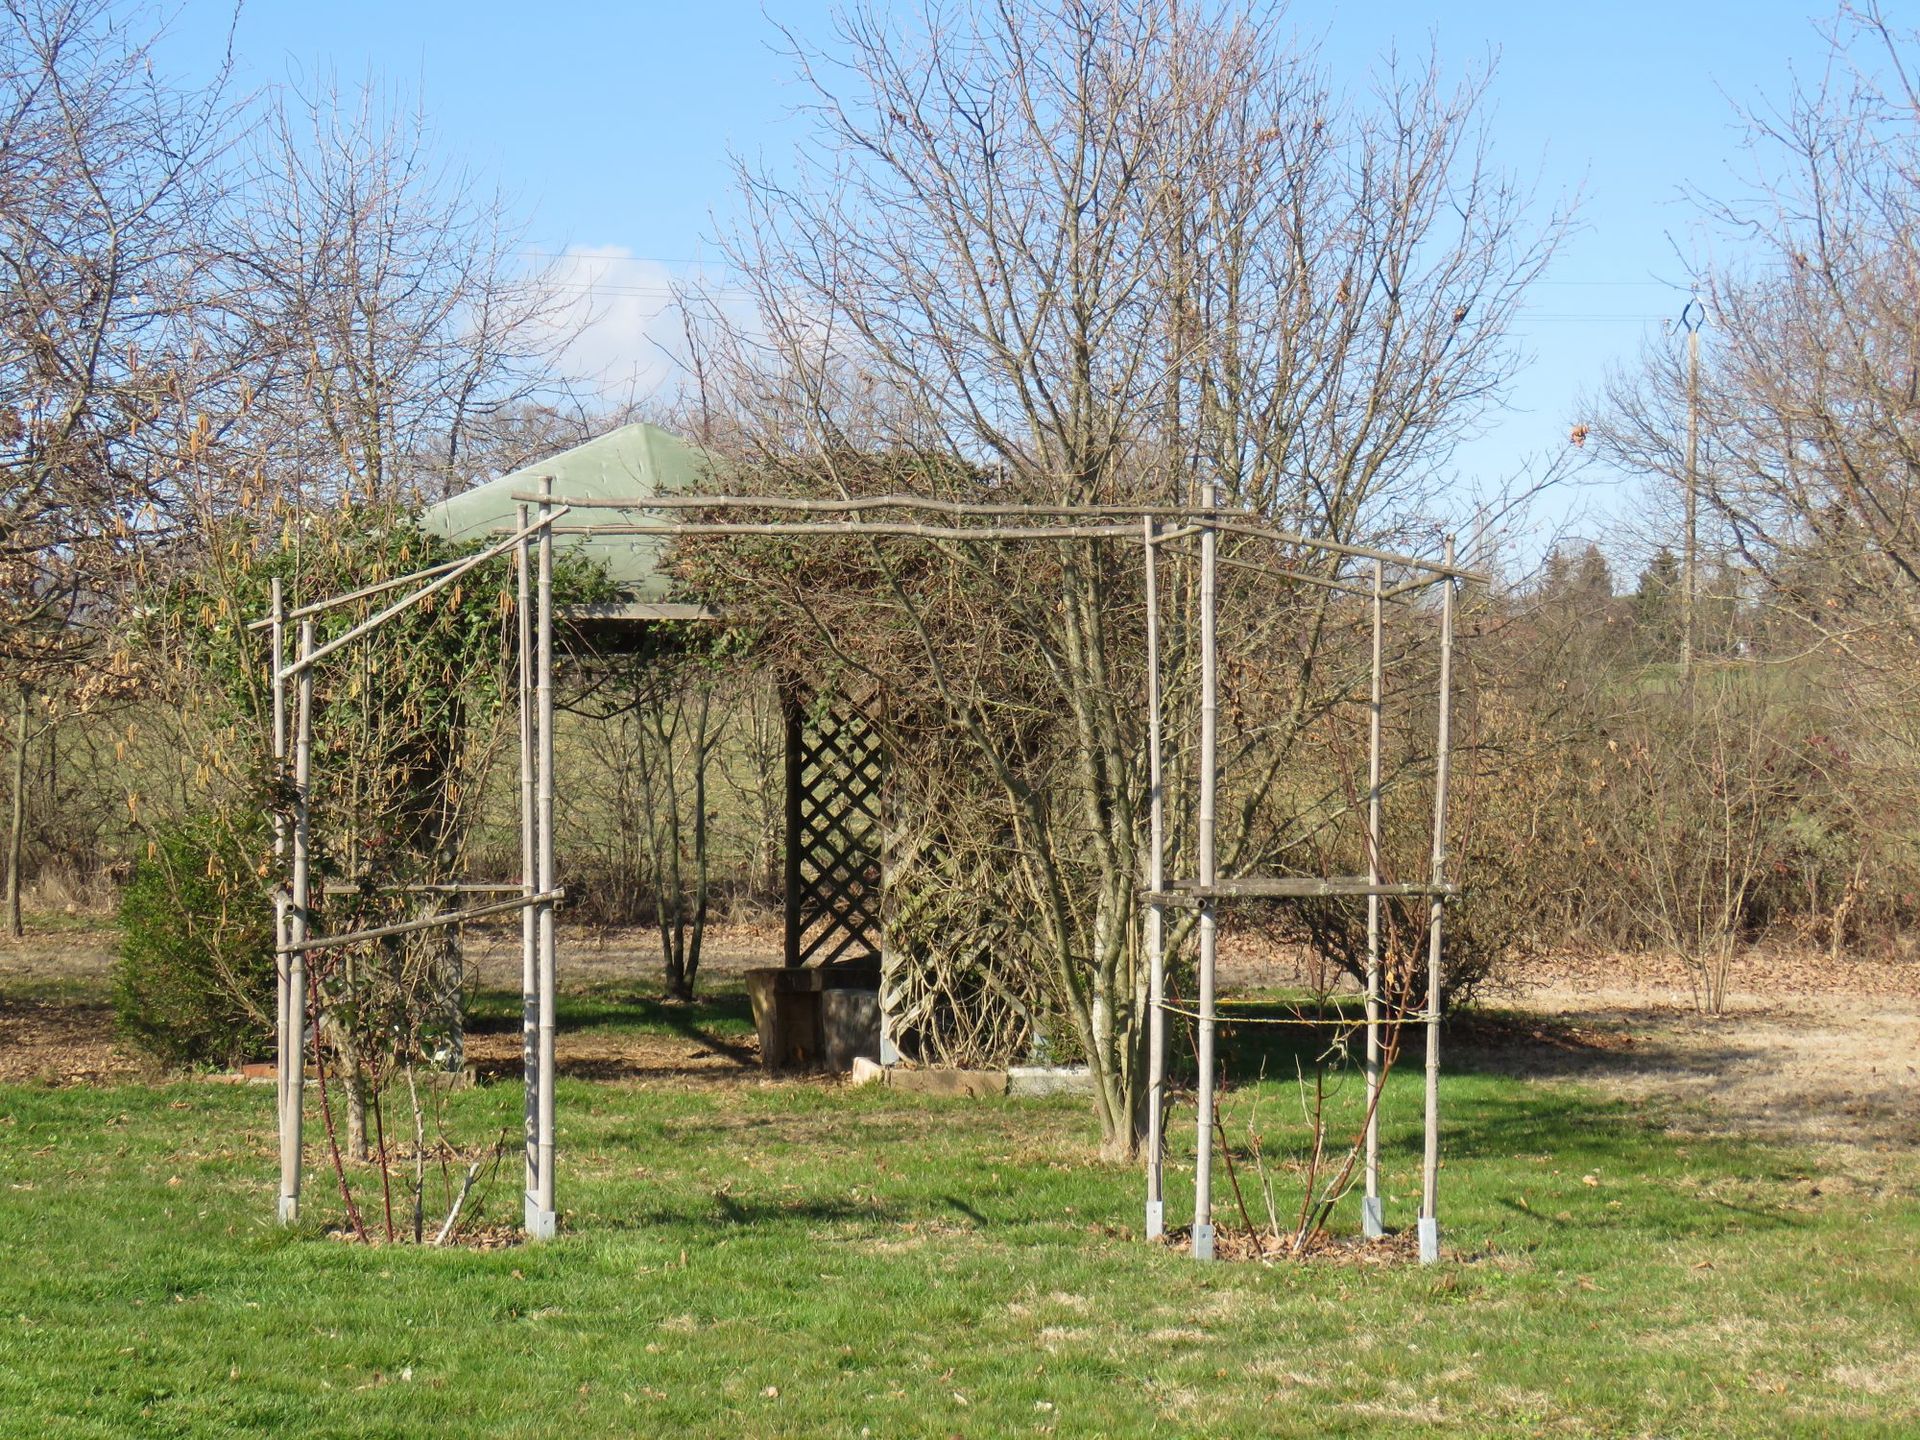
[114,815,275,1068]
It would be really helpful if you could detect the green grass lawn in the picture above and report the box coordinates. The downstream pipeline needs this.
[2,982,1917,1437]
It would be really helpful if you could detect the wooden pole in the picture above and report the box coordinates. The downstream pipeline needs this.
[279,508,568,680]
[1682,303,1702,679]
[520,493,1486,583]
[244,555,471,631]
[280,619,313,1225]
[4,683,25,939]
[1363,559,1385,1239]
[783,690,804,968]
[1191,486,1219,1261]
[1143,518,1168,1239]
[270,580,291,1221]
[1419,538,1457,1264]
[281,891,562,955]
[531,475,558,1239]
[517,503,539,1231]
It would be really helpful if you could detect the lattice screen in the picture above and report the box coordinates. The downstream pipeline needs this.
[783,695,884,967]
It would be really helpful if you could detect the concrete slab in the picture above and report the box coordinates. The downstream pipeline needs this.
[884,1067,1009,1098]
[1006,1065,1094,1097]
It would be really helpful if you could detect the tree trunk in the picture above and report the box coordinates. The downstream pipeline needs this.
[6,685,28,939]
[320,1009,372,1163]
[686,686,712,999]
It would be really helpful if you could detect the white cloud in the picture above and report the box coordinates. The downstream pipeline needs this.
[535,246,705,407]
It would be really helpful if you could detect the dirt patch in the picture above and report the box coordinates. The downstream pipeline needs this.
[465,1026,767,1087]
[461,922,782,992]
[0,996,142,1084]
[1456,947,1920,1155]
[3,921,1915,1159]
[0,921,784,997]
[0,927,119,989]
[1208,934,1920,1156]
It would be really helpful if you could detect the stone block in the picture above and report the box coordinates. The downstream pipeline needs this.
[1006,1065,1094,1097]
[885,1067,1008,1098]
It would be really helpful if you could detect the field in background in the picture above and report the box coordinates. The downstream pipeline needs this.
[2,918,1918,1436]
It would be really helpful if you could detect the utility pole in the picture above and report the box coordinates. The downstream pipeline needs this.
[1680,297,1706,678]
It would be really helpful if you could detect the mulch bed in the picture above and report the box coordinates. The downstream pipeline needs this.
[324,1222,523,1250]
[1155,1225,1424,1266]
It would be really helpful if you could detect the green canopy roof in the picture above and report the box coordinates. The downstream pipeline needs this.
[420,422,716,601]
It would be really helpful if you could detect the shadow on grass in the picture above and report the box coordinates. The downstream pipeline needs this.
[1162,1003,1814,1244]
[468,987,754,1043]
[593,1191,901,1232]
[464,982,760,1083]
[1194,1000,1797,1130]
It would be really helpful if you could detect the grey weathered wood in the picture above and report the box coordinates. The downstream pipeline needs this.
[1143,518,1168,1240]
[518,492,1487,579]
[319,882,525,896]
[561,601,721,622]
[270,579,291,1224]
[278,507,571,680]
[1364,560,1386,1239]
[1191,486,1219,1262]
[532,475,558,1238]
[280,620,313,1225]
[517,501,539,1225]
[245,556,469,631]
[1166,541,1385,599]
[1420,537,1458,1264]
[545,520,1145,542]
[1147,877,1458,900]
[277,891,563,955]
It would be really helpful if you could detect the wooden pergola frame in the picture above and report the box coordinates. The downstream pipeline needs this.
[259,482,1476,1261]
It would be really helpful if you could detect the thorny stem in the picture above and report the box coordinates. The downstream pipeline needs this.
[371,1051,395,1243]
[307,965,367,1243]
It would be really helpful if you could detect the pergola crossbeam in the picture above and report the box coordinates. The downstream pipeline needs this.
[262,470,1466,1267]
[1144,877,1460,902]
[280,890,565,955]
[507,489,1487,585]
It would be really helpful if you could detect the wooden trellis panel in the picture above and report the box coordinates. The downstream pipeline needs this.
[783,693,884,967]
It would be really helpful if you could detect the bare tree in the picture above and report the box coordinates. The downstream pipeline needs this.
[0,0,236,932]
[1602,7,1920,674]
[1586,5,1920,987]
[686,0,1561,1157]
[569,642,723,998]
[1593,681,1799,1013]
[212,76,573,513]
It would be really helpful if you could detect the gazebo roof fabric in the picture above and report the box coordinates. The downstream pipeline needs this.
[420,422,715,599]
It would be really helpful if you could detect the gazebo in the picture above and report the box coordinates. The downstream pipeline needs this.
[420,423,888,1059]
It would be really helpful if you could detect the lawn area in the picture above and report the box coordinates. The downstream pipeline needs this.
[2,974,1917,1437]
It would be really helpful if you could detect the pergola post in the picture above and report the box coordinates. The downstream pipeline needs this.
[1363,559,1386,1239]
[1419,537,1457,1264]
[1190,487,1219,1261]
[782,689,804,968]
[270,580,292,1224]
[278,619,313,1225]
[518,501,541,1231]
[1143,519,1167,1240]
[529,475,558,1240]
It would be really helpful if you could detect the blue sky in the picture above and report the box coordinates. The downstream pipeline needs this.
[167,0,1841,549]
